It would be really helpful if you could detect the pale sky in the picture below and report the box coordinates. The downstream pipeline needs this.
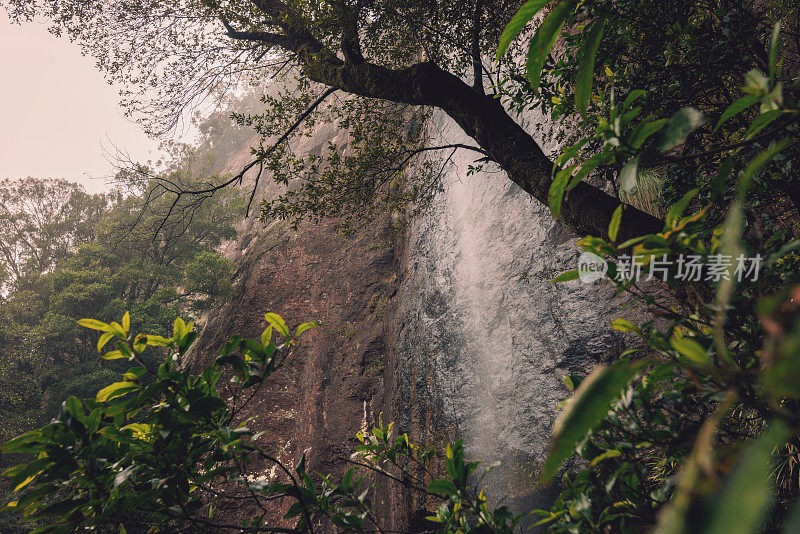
[0,17,164,193]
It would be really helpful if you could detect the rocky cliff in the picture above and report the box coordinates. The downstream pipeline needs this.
[393,112,646,521]
[189,89,647,530]
[187,112,424,530]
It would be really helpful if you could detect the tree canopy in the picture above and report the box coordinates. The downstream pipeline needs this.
[0,144,243,531]
[3,0,663,240]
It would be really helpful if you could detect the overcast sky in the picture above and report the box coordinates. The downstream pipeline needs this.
[0,17,164,193]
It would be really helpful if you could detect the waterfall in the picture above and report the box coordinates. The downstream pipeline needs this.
[396,110,642,514]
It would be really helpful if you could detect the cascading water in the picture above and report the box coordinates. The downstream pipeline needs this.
[201,80,648,527]
[395,111,643,514]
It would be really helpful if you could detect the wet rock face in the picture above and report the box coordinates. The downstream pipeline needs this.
[188,211,413,530]
[394,113,644,515]
[193,86,650,529]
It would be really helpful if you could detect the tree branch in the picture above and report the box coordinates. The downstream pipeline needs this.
[239,0,663,241]
[471,0,485,93]
[143,85,338,237]
[343,458,439,498]
[245,86,338,215]
[340,1,364,63]
[219,17,292,48]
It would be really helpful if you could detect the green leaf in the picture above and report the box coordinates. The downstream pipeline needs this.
[215,355,247,378]
[617,235,648,249]
[242,339,266,360]
[714,202,745,346]
[670,337,710,365]
[619,156,639,194]
[124,367,147,379]
[98,426,143,445]
[549,162,578,219]
[173,317,187,341]
[526,1,576,90]
[711,157,734,197]
[555,138,589,167]
[145,335,173,347]
[179,331,197,351]
[768,22,781,81]
[562,375,576,391]
[533,509,569,526]
[8,458,50,492]
[541,362,640,483]
[427,479,458,496]
[261,326,273,346]
[97,332,115,352]
[703,422,789,534]
[496,0,550,60]
[64,397,86,428]
[101,350,128,361]
[133,334,147,352]
[13,472,43,493]
[608,204,623,242]
[715,95,759,130]
[122,311,130,332]
[611,319,638,332]
[264,313,290,338]
[745,109,781,139]
[767,239,800,266]
[622,89,648,111]
[295,321,319,338]
[108,322,126,339]
[96,382,140,403]
[551,270,580,283]
[87,409,102,434]
[665,188,698,229]
[568,152,611,190]
[737,138,791,198]
[654,107,705,151]
[589,449,621,466]
[574,18,605,116]
[30,497,88,519]
[1,430,43,453]
[629,118,668,149]
[113,465,139,489]
[77,319,109,332]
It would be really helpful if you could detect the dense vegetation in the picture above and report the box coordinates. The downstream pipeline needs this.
[0,163,242,531]
[1,0,800,532]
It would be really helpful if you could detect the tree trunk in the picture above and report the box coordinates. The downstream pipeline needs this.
[248,0,665,241]
[303,59,663,241]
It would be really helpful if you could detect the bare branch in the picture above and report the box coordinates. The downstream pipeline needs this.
[340,1,364,63]
[246,160,266,215]
[471,0,485,93]
[244,86,338,214]
[219,16,292,48]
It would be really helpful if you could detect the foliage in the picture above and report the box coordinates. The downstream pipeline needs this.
[495,1,800,531]
[243,89,441,234]
[0,178,109,294]
[2,313,525,533]
[0,171,239,531]
[498,0,800,209]
[0,176,238,404]
[0,0,528,235]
